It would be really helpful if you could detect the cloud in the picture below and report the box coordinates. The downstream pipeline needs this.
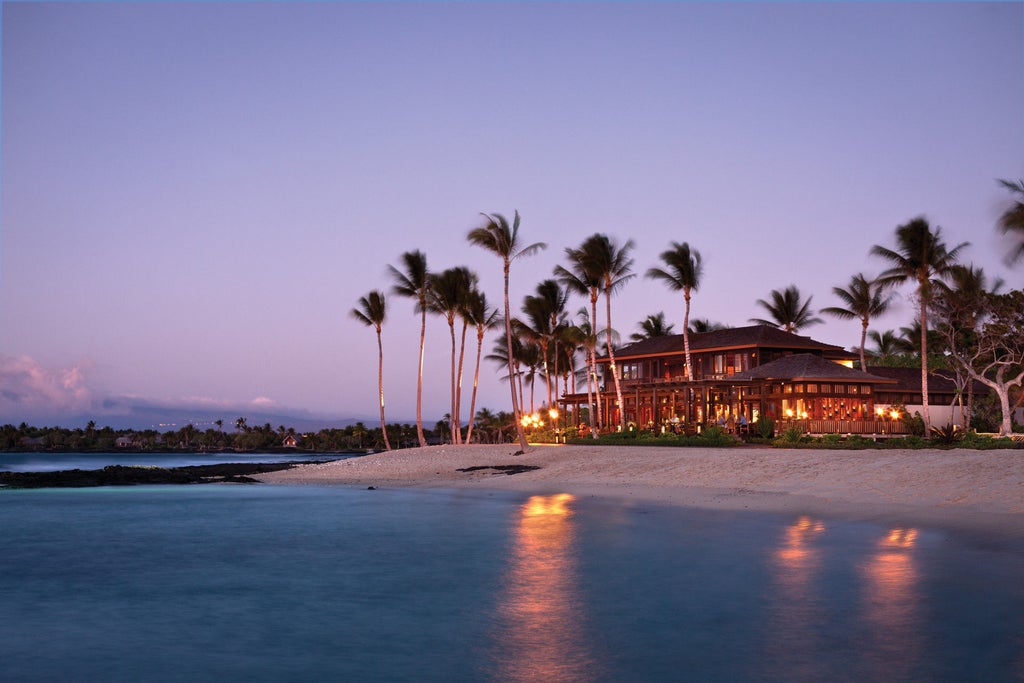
[0,355,97,421]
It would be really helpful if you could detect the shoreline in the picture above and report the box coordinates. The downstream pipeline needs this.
[254,444,1024,538]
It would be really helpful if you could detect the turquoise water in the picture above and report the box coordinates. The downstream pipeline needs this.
[1,485,1022,682]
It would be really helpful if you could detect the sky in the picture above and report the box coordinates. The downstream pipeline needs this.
[1,1,1022,429]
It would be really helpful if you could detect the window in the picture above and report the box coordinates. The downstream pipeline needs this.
[806,384,818,393]
[848,385,860,395]
[783,384,793,394]
[795,384,805,393]
[820,384,832,394]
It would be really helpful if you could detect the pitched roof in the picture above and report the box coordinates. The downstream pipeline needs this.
[865,366,988,395]
[729,353,895,383]
[607,324,855,360]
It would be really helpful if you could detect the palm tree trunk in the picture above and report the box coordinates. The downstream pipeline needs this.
[455,320,468,444]
[376,328,392,451]
[606,288,626,430]
[585,353,596,438]
[590,293,603,434]
[504,263,530,452]
[448,319,457,446]
[920,299,931,429]
[416,307,427,447]
[859,318,869,372]
[466,330,484,444]
[683,289,693,380]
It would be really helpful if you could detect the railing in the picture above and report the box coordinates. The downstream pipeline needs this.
[775,419,910,435]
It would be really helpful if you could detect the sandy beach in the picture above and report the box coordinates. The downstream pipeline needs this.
[255,444,1024,537]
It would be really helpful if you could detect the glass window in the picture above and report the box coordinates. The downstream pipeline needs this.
[806,383,818,393]
[783,384,793,394]
[795,384,805,393]
[820,384,832,394]
[848,384,860,395]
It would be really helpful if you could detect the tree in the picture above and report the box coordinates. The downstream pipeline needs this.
[388,250,431,447]
[567,234,635,431]
[821,273,893,370]
[688,318,728,334]
[750,285,823,333]
[351,289,392,451]
[428,267,476,445]
[467,211,547,452]
[555,252,604,438]
[521,279,569,417]
[997,178,1024,266]
[647,241,703,379]
[934,289,1024,436]
[463,290,499,444]
[872,217,969,428]
[630,313,675,342]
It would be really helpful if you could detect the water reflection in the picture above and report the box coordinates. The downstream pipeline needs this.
[765,516,827,678]
[860,527,923,679]
[490,493,597,682]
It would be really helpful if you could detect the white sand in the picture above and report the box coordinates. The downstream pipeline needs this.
[256,444,1024,536]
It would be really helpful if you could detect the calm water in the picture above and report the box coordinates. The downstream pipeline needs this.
[0,451,355,472]
[1,485,1022,682]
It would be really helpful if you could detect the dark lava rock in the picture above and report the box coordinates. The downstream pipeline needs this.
[455,465,541,476]
[0,461,332,489]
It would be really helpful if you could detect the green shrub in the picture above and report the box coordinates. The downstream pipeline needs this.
[755,417,775,439]
[774,425,804,446]
[821,433,843,446]
[845,435,875,449]
[929,423,964,445]
[696,425,736,447]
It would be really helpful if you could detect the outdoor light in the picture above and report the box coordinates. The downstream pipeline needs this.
[785,409,794,418]
[548,408,559,421]
[890,409,901,420]
[800,411,808,419]
[876,407,884,417]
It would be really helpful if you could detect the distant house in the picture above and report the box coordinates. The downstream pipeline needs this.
[281,434,301,449]
[115,434,140,448]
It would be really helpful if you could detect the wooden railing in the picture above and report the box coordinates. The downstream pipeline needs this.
[775,419,910,435]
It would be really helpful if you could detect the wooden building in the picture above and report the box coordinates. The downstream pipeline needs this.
[560,324,901,434]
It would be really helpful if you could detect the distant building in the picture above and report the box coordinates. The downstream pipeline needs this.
[281,434,301,448]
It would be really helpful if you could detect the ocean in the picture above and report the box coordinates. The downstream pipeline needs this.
[1,460,1022,681]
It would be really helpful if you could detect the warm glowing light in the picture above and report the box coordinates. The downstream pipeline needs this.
[876,407,885,417]
[890,409,901,420]
[800,411,808,419]
[785,408,794,417]
[548,408,559,420]
[883,527,918,548]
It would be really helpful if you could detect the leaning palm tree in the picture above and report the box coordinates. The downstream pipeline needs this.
[463,289,499,445]
[871,216,969,428]
[997,178,1024,266]
[750,285,823,333]
[646,241,703,379]
[581,233,635,431]
[351,290,392,451]
[387,250,430,447]
[467,211,547,452]
[428,266,475,445]
[821,273,893,370]
[630,312,675,342]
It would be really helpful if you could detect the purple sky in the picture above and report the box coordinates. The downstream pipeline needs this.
[2,2,1022,427]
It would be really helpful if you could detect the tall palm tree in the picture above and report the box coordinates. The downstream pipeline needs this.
[428,266,475,445]
[351,290,392,451]
[997,178,1024,266]
[467,211,547,452]
[750,285,823,333]
[630,312,675,341]
[871,216,969,428]
[387,250,430,447]
[580,233,635,431]
[646,241,703,379]
[555,255,603,437]
[820,273,893,370]
[521,279,569,416]
[867,329,907,362]
[463,289,499,445]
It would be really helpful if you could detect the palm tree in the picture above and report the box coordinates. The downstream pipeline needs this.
[428,267,476,445]
[997,178,1024,266]
[750,285,823,333]
[555,255,603,437]
[630,312,675,342]
[688,318,728,333]
[351,289,392,451]
[467,211,547,452]
[463,289,499,445]
[646,241,703,379]
[820,273,893,370]
[866,329,906,362]
[871,216,969,428]
[388,250,430,447]
[521,279,569,416]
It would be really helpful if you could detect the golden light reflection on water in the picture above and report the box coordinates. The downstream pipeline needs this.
[491,493,597,682]
[861,527,923,679]
[767,516,828,678]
